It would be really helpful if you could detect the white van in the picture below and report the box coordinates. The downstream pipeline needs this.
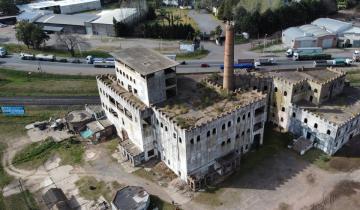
[0,47,7,57]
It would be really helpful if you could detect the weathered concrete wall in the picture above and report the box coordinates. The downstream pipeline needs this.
[97,78,148,152]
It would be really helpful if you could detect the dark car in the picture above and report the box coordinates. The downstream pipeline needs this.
[201,63,210,67]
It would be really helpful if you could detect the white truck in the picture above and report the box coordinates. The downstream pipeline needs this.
[353,50,360,62]
[86,55,115,68]
[0,47,7,57]
[35,54,56,61]
[20,53,35,60]
[286,47,323,57]
[255,58,276,67]
[313,58,352,67]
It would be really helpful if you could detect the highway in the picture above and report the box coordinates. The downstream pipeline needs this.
[0,96,100,105]
[0,54,316,75]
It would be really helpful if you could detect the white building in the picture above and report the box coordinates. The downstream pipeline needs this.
[89,8,139,36]
[17,0,101,15]
[97,47,267,190]
[282,18,360,48]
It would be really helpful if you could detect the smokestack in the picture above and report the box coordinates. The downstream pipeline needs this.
[223,21,234,91]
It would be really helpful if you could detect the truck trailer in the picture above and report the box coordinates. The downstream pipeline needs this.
[293,52,331,61]
[286,47,323,57]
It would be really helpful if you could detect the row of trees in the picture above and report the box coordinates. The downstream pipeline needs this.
[114,6,196,39]
[217,0,337,37]
[138,22,195,39]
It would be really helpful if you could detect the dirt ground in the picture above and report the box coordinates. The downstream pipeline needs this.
[3,129,360,210]
[183,147,360,210]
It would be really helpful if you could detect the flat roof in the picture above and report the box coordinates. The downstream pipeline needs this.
[17,0,100,10]
[112,47,179,76]
[91,8,137,25]
[155,75,266,129]
[35,13,98,26]
[261,68,343,84]
[297,87,360,125]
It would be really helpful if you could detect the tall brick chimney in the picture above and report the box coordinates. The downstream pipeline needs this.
[223,21,234,91]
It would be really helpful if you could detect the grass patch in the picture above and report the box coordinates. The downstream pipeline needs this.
[132,168,157,182]
[0,68,98,96]
[0,142,13,188]
[156,7,199,31]
[2,43,111,58]
[250,39,282,51]
[234,35,249,45]
[176,49,209,60]
[193,125,293,205]
[12,138,84,169]
[148,195,178,210]
[301,148,331,170]
[0,190,39,210]
[0,105,82,140]
[75,176,123,202]
[346,69,360,86]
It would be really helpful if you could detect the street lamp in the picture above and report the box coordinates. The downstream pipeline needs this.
[263,34,268,55]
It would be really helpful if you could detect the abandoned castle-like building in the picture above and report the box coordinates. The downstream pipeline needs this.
[97,22,360,190]
[97,23,268,190]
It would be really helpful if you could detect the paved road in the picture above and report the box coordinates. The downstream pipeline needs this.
[0,54,325,75]
[0,96,100,105]
[188,10,224,34]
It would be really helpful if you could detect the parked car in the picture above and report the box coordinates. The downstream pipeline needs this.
[58,58,68,63]
[180,61,187,65]
[0,47,7,58]
[20,53,35,60]
[201,63,210,67]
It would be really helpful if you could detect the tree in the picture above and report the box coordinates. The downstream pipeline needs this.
[15,21,49,49]
[55,32,87,57]
[215,25,222,37]
[174,15,182,25]
[0,0,18,15]
[146,6,157,20]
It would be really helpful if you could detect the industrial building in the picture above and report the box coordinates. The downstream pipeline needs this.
[88,8,139,36]
[34,13,98,33]
[17,0,101,15]
[22,8,141,36]
[97,23,268,190]
[282,18,360,48]
[212,65,360,156]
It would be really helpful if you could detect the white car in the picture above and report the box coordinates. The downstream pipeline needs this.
[0,23,7,28]
[0,47,7,57]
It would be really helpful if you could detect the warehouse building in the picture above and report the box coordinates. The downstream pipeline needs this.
[282,27,317,48]
[282,18,360,48]
[88,8,139,36]
[17,0,101,15]
[34,13,98,33]
[299,24,337,48]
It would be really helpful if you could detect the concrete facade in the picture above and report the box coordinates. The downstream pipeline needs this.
[97,47,268,190]
[224,67,360,156]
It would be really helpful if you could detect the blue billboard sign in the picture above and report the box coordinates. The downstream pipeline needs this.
[1,106,25,116]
